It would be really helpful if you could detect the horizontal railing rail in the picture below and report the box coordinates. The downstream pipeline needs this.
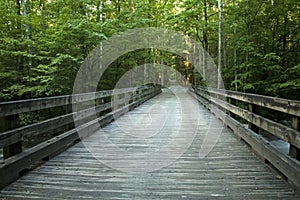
[0,88,140,117]
[194,87,300,151]
[196,87,300,117]
[189,86,300,190]
[0,84,161,189]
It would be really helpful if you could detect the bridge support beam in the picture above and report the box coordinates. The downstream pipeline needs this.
[290,116,300,160]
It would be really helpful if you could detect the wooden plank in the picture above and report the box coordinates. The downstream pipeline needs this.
[0,87,141,117]
[194,89,300,149]
[0,87,161,189]
[197,87,300,117]
[0,114,22,159]
[0,86,160,148]
[228,98,236,119]
[290,116,300,159]
[191,91,300,190]
[0,103,110,148]
[3,141,22,160]
[0,87,298,199]
[248,104,260,133]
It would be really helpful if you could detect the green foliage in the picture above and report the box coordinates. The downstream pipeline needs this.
[221,0,300,99]
[0,0,299,102]
[277,64,300,99]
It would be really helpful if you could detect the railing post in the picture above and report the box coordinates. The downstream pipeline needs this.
[248,104,259,133]
[1,115,22,159]
[228,98,236,119]
[290,116,300,160]
[65,103,74,130]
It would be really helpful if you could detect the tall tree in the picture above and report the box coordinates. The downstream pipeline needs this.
[233,0,237,91]
[217,0,222,89]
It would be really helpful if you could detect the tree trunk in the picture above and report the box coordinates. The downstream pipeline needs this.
[203,0,208,82]
[99,0,103,72]
[233,0,238,91]
[16,0,23,75]
[223,0,227,69]
[217,0,222,89]
[282,15,288,68]
[223,35,227,69]
[117,0,121,13]
[40,0,46,33]
[22,0,32,73]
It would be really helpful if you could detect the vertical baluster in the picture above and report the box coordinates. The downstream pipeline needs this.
[1,114,22,159]
[228,98,236,119]
[248,104,259,134]
[290,116,300,160]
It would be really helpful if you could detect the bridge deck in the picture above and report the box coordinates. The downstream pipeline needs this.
[0,87,298,199]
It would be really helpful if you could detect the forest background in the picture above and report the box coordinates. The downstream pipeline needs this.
[1,0,299,102]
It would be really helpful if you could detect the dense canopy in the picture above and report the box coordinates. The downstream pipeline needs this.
[1,0,299,100]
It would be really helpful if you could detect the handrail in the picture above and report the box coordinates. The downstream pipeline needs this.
[0,84,161,189]
[190,86,300,189]
[197,87,300,117]
[193,86,300,158]
[0,87,139,117]
[195,88,300,150]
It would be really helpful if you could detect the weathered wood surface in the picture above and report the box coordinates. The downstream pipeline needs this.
[0,87,161,189]
[197,87,300,117]
[191,88,300,189]
[196,91,300,149]
[0,89,157,148]
[0,88,136,117]
[194,86,300,167]
[1,87,299,199]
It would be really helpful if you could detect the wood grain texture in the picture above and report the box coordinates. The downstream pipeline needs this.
[196,87,300,117]
[196,91,300,148]
[1,87,299,199]
[190,88,300,190]
[0,87,160,188]
[0,86,152,117]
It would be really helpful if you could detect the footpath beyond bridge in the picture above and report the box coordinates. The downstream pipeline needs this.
[0,85,299,199]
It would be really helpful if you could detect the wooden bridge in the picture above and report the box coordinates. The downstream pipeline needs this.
[0,84,300,199]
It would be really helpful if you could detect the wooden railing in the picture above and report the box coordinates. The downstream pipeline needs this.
[189,86,300,190]
[0,84,161,189]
